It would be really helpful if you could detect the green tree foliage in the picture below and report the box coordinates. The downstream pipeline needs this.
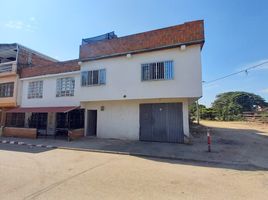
[189,103,216,121]
[212,91,268,121]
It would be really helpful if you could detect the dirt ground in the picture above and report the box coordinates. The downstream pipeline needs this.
[195,120,268,169]
[201,120,268,134]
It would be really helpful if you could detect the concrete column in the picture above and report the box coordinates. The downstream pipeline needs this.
[47,112,56,135]
[182,100,190,137]
[24,112,32,128]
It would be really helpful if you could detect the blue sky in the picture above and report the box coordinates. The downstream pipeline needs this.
[1,0,268,106]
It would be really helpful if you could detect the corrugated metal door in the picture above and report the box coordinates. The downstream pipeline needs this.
[140,103,184,143]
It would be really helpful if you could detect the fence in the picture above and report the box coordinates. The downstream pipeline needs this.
[242,111,268,123]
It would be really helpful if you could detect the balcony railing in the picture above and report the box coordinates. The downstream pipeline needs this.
[0,64,13,73]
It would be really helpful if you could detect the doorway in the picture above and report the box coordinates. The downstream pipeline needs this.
[87,110,97,136]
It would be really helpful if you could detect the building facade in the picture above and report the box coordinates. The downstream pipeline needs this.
[3,20,205,143]
[0,44,57,126]
[79,20,204,143]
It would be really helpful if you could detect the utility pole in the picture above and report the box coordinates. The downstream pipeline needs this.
[196,100,200,125]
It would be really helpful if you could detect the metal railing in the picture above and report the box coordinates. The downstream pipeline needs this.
[0,64,13,73]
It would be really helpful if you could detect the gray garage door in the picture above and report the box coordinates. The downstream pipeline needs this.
[139,103,184,143]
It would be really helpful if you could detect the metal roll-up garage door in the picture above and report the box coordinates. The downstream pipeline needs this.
[139,103,184,143]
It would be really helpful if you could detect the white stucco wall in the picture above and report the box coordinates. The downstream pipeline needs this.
[20,72,80,107]
[82,98,190,141]
[79,45,202,102]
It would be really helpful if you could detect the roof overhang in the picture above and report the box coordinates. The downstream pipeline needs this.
[6,106,80,113]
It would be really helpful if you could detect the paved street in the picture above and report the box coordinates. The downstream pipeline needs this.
[1,143,268,200]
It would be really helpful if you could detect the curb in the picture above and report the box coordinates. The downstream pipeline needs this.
[1,138,267,170]
[0,139,57,149]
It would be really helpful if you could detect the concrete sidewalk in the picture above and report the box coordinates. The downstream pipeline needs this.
[0,135,258,168]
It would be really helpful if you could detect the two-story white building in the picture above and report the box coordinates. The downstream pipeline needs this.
[5,60,84,138]
[78,20,204,143]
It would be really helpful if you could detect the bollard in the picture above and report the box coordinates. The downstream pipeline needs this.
[207,128,211,152]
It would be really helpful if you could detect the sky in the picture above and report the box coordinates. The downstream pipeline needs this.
[1,0,268,106]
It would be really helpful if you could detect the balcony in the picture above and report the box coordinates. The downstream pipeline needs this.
[0,61,17,77]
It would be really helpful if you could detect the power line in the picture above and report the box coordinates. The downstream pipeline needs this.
[203,60,268,85]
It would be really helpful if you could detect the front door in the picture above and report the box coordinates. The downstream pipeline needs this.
[87,110,97,136]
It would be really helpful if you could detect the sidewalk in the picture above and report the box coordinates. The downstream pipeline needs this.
[0,135,257,168]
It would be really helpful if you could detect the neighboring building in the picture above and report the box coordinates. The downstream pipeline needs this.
[79,20,204,143]
[0,44,57,126]
[6,60,83,137]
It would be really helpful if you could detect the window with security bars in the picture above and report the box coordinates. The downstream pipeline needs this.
[6,113,25,127]
[81,69,106,86]
[141,60,174,81]
[0,82,14,97]
[56,77,75,97]
[28,81,43,99]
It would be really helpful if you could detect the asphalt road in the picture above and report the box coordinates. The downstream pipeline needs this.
[1,143,268,200]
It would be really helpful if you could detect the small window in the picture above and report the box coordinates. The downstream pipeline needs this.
[0,82,14,97]
[56,77,75,97]
[28,80,43,99]
[141,61,173,81]
[81,69,106,86]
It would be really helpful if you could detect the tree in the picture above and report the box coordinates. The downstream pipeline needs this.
[212,91,268,121]
[189,103,216,121]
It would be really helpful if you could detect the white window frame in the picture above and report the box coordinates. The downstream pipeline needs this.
[56,77,75,97]
[28,80,43,99]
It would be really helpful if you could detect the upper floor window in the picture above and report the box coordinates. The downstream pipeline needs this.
[56,77,75,97]
[0,82,14,97]
[81,69,106,86]
[28,80,43,99]
[141,60,174,81]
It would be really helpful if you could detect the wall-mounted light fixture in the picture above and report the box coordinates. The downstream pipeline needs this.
[126,53,132,59]
[78,61,83,65]
[100,106,105,111]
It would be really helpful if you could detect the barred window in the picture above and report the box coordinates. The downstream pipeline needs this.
[56,77,75,97]
[141,60,174,81]
[28,81,43,99]
[0,82,14,97]
[6,113,25,127]
[81,69,106,86]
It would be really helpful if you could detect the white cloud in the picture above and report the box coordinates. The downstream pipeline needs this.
[3,18,37,32]
[260,88,268,93]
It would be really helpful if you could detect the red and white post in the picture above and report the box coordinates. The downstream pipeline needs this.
[207,128,211,152]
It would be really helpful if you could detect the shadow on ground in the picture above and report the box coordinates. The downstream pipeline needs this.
[1,121,268,170]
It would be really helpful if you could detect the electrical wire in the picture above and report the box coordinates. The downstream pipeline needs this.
[203,60,268,85]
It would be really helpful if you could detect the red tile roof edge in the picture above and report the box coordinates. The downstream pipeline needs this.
[80,20,205,61]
